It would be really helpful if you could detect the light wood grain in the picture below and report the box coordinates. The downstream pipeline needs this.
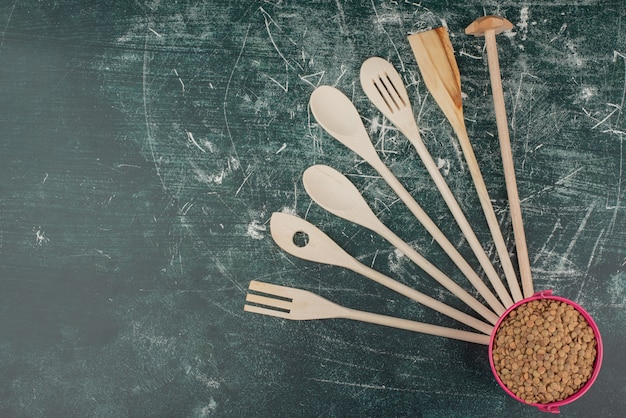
[407,29,524,303]
[309,86,506,315]
[466,16,535,299]
[303,164,500,324]
[245,280,491,345]
[269,212,494,335]
[360,57,517,307]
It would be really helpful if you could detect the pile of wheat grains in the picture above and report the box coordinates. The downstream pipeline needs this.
[492,299,597,404]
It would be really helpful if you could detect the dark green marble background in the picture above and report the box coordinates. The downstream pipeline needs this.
[0,1,624,416]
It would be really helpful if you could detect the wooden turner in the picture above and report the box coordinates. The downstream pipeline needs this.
[245,280,490,345]
[407,28,524,302]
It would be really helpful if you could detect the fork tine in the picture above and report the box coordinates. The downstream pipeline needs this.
[245,293,292,311]
[243,304,291,319]
[248,279,301,299]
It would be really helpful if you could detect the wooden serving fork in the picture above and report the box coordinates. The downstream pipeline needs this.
[244,280,490,345]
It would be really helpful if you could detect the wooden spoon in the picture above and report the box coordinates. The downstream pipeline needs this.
[309,85,507,314]
[303,164,501,323]
[269,212,493,335]
[407,28,524,302]
[359,58,515,307]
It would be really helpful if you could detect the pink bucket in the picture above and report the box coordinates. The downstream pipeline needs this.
[488,290,603,414]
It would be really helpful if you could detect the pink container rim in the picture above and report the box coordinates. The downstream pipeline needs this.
[488,290,603,414]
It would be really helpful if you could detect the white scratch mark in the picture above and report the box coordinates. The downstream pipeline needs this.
[0,1,16,50]
[521,167,583,203]
[586,228,605,270]
[370,249,379,268]
[148,27,162,37]
[260,7,296,72]
[334,65,348,86]
[305,377,502,398]
[511,72,540,131]
[334,0,348,35]
[223,24,250,172]
[299,71,325,89]
[533,220,561,264]
[186,131,206,153]
[590,105,620,130]
[370,0,404,71]
[246,220,266,240]
[143,23,165,190]
[557,203,595,272]
[235,170,253,197]
[613,50,626,62]
[459,50,482,60]
[181,200,194,215]
[266,74,288,92]
[173,68,185,93]
[276,143,287,154]
[96,249,112,260]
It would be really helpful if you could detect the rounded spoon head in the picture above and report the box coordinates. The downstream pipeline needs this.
[269,212,357,269]
[309,85,380,163]
[303,165,381,230]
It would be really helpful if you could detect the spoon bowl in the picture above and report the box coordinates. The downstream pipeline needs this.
[310,86,383,164]
[302,164,381,228]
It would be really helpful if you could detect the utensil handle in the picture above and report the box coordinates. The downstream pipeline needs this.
[484,29,534,299]
[370,159,506,316]
[350,261,493,335]
[407,32,521,304]
[397,126,516,308]
[375,222,500,324]
[342,307,491,345]
[453,125,524,303]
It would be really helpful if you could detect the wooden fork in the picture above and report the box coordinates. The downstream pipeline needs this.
[244,280,490,345]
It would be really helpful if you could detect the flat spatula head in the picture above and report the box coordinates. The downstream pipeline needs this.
[407,27,465,131]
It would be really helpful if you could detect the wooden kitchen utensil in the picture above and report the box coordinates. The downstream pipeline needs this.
[309,85,506,315]
[360,57,516,307]
[245,280,491,345]
[466,16,534,299]
[303,164,501,323]
[269,212,493,335]
[407,28,523,302]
